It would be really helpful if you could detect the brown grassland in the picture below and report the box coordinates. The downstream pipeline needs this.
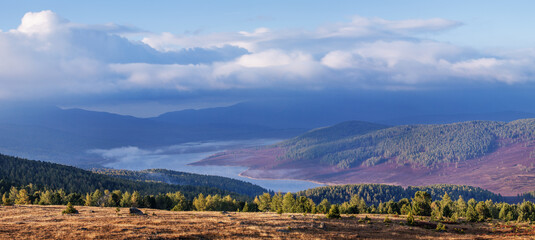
[1,205,534,239]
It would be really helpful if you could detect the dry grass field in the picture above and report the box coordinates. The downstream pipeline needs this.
[1,205,534,239]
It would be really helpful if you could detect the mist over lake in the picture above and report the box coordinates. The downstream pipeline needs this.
[90,139,323,192]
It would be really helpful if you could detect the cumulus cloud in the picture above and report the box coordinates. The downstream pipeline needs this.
[0,11,534,102]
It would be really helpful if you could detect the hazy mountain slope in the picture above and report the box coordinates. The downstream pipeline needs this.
[196,119,535,195]
[0,105,304,166]
[93,168,268,197]
[280,119,535,169]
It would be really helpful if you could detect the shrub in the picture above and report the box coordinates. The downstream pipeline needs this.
[436,223,447,232]
[407,212,415,225]
[62,202,79,214]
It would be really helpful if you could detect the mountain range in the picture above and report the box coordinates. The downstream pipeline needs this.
[1,101,533,168]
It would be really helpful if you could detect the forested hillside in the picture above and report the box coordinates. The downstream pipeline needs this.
[0,154,247,199]
[94,168,267,197]
[280,119,535,168]
[297,184,503,205]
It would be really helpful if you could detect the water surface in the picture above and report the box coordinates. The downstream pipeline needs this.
[92,139,323,192]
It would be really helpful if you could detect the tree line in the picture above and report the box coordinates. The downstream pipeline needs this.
[0,153,249,200]
[2,183,535,223]
[298,184,503,206]
[93,168,268,197]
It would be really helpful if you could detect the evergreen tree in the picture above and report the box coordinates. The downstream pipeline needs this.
[412,191,431,216]
[475,201,490,222]
[9,186,18,204]
[282,192,295,213]
[317,199,331,214]
[120,191,132,207]
[430,201,442,221]
[440,193,453,218]
[2,192,13,206]
[270,192,283,213]
[499,204,514,221]
[466,205,478,222]
[255,193,271,212]
[91,189,103,207]
[193,193,207,211]
[326,204,341,219]
[15,189,30,205]
[488,200,499,219]
[131,191,142,208]
[84,193,92,206]
[168,192,188,211]
[242,202,250,212]
[39,190,53,205]
[454,196,467,217]
[517,201,535,222]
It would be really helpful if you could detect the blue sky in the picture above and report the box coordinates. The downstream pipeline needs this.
[0,1,534,116]
[2,0,533,48]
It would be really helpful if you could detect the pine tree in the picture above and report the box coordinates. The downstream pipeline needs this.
[193,193,206,211]
[84,193,92,206]
[255,193,271,212]
[39,190,53,205]
[475,201,490,222]
[120,191,132,207]
[454,196,467,217]
[242,202,250,212]
[282,192,295,213]
[317,199,331,214]
[440,193,453,218]
[131,191,141,208]
[2,192,13,206]
[412,191,431,216]
[91,189,103,207]
[15,189,30,205]
[9,186,18,204]
[326,204,341,219]
[466,205,478,222]
[270,192,283,213]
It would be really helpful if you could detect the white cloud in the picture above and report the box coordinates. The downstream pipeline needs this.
[321,51,356,69]
[15,10,67,35]
[0,11,533,102]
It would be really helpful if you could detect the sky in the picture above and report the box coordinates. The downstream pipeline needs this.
[1,1,535,116]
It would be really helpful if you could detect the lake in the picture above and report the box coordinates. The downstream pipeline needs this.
[92,139,323,192]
